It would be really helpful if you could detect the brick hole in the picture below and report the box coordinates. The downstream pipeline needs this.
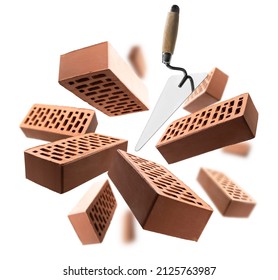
[180,197,196,204]
[218,114,224,121]
[76,77,89,83]
[162,190,178,199]
[90,80,103,86]
[235,108,241,114]
[68,81,74,85]
[103,82,116,87]
[221,107,226,113]
[76,84,88,90]
[92,74,106,79]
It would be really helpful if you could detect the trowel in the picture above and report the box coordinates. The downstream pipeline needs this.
[135,5,207,151]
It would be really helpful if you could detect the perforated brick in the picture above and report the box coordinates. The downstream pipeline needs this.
[24,133,127,193]
[108,150,213,241]
[197,168,256,217]
[68,180,117,245]
[58,41,149,116]
[183,67,228,113]
[156,93,258,163]
[20,104,98,141]
[128,46,147,78]
[222,142,251,156]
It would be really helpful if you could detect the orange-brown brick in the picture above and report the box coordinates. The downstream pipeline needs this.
[122,210,136,243]
[156,93,258,164]
[20,104,97,141]
[197,168,256,217]
[58,41,149,116]
[128,45,147,78]
[68,180,117,245]
[183,67,228,113]
[24,133,127,193]
[222,142,251,156]
[108,150,213,241]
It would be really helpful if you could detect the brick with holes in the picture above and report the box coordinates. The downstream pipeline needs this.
[183,67,228,113]
[68,179,117,244]
[108,150,213,241]
[197,168,256,217]
[24,133,127,193]
[20,104,98,141]
[156,93,258,164]
[58,41,149,116]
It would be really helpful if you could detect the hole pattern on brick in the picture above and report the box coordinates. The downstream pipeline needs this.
[208,169,253,202]
[161,95,245,143]
[186,72,212,103]
[29,134,119,162]
[23,105,93,134]
[126,153,204,206]
[89,184,116,237]
[66,72,145,116]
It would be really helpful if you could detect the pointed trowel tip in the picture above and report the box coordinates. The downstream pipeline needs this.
[134,143,142,152]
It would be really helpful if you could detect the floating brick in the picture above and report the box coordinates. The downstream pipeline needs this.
[197,168,256,217]
[183,67,228,113]
[20,104,98,141]
[108,150,213,241]
[122,210,136,243]
[58,41,149,116]
[222,142,251,156]
[68,180,117,245]
[156,93,258,163]
[128,45,147,78]
[24,133,127,193]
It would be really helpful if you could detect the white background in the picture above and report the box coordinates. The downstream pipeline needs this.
[1,0,277,279]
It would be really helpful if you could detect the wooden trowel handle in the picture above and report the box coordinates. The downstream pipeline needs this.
[162,5,179,64]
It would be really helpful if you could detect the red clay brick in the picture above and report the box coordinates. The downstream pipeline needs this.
[122,210,136,243]
[24,133,127,193]
[20,104,97,141]
[58,41,149,116]
[108,150,213,241]
[68,180,117,245]
[183,67,228,113]
[197,168,256,217]
[222,142,251,156]
[156,93,258,163]
[128,46,147,78]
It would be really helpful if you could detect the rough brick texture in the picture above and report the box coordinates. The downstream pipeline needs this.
[128,46,146,78]
[197,168,256,217]
[68,180,117,244]
[183,67,228,113]
[20,104,97,141]
[24,133,127,193]
[108,150,213,241]
[59,41,149,116]
[156,93,258,163]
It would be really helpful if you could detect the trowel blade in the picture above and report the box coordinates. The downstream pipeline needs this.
[135,72,207,151]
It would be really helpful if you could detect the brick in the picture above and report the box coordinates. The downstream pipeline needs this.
[222,142,251,156]
[128,45,147,78]
[122,210,136,243]
[197,168,256,217]
[108,150,213,241]
[20,104,97,141]
[58,41,149,116]
[183,67,228,113]
[68,180,117,244]
[156,93,258,163]
[24,133,128,193]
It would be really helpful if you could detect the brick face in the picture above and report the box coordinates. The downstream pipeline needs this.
[20,104,97,141]
[68,180,117,244]
[108,150,213,241]
[24,133,128,193]
[156,93,258,163]
[197,168,256,217]
[183,67,228,113]
[59,41,149,116]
